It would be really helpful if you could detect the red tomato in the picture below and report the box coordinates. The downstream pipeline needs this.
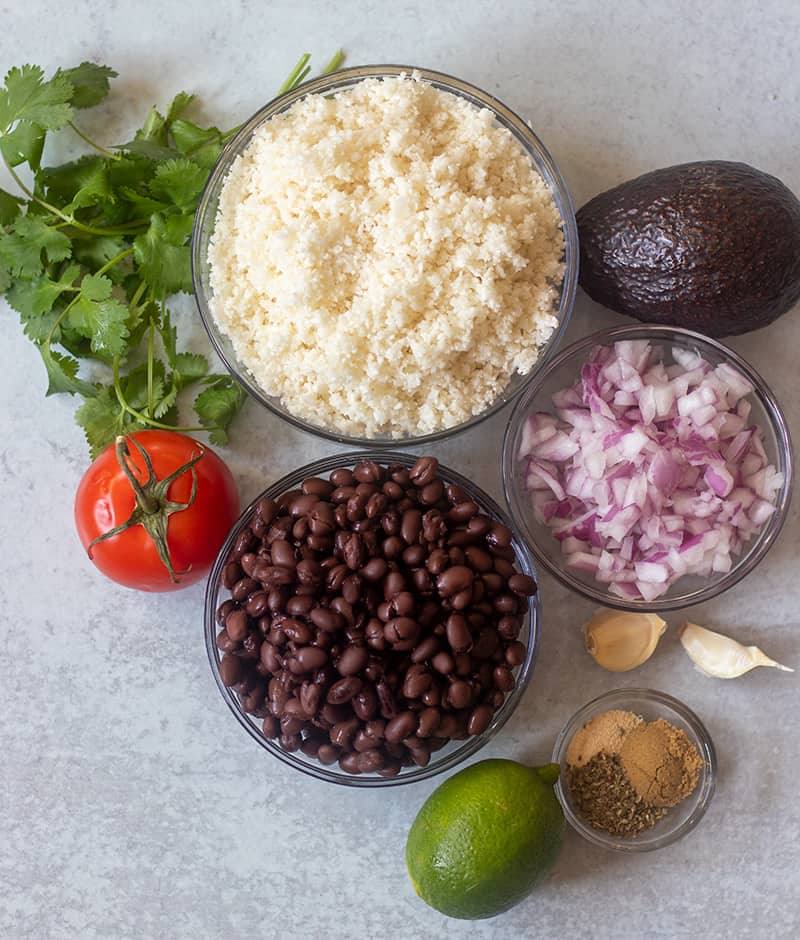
[75,430,239,592]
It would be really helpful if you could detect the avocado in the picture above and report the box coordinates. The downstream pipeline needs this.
[576,161,800,336]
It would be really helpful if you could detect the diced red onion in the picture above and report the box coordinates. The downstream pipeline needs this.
[520,340,783,600]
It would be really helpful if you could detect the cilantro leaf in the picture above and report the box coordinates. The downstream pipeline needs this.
[0,121,45,168]
[75,384,144,458]
[0,65,73,131]
[121,359,166,412]
[149,158,207,213]
[72,234,127,278]
[6,262,80,327]
[42,155,113,213]
[173,352,209,383]
[170,119,223,170]
[119,138,180,162]
[156,306,178,362]
[194,376,246,445]
[56,63,117,109]
[133,212,192,295]
[0,186,23,225]
[166,92,194,123]
[117,185,169,215]
[135,105,167,145]
[41,346,96,397]
[67,273,130,359]
[0,215,71,278]
[164,212,194,244]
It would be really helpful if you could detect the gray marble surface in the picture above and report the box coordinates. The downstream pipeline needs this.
[1,1,799,937]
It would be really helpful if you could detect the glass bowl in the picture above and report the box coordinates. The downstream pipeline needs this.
[552,688,717,852]
[191,64,578,446]
[502,324,794,612]
[204,451,542,787]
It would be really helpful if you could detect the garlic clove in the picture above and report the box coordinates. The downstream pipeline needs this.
[584,609,667,672]
[678,621,794,679]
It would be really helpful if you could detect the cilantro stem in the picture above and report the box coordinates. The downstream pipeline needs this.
[278,54,312,95]
[128,280,148,313]
[96,246,135,277]
[221,50,345,142]
[321,49,345,74]
[112,358,212,433]
[68,121,120,160]
[147,318,155,418]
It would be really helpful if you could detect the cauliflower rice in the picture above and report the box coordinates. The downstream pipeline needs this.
[208,72,565,437]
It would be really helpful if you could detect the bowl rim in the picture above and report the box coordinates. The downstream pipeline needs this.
[551,687,717,852]
[501,322,795,612]
[204,450,543,787]
[190,63,578,447]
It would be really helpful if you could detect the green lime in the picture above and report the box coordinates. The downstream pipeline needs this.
[405,758,564,920]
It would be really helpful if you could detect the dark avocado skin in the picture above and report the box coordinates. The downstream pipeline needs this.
[576,161,800,337]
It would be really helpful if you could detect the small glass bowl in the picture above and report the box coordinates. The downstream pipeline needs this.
[204,451,542,788]
[502,324,794,612]
[552,688,717,852]
[191,64,578,446]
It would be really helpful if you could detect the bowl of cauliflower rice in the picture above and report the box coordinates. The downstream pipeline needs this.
[192,65,578,444]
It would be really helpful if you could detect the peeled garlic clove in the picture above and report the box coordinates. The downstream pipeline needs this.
[679,621,794,679]
[584,609,667,671]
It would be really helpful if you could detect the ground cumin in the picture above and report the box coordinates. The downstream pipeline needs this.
[619,718,703,808]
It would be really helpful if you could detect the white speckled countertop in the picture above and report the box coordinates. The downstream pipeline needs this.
[1,2,799,937]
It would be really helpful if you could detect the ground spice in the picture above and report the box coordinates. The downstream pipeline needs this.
[565,709,643,768]
[567,753,667,836]
[564,708,705,838]
[619,718,703,808]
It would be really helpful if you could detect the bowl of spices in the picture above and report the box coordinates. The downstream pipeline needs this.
[552,688,716,851]
[205,452,541,786]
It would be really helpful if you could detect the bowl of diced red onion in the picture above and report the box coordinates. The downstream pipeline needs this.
[502,325,793,611]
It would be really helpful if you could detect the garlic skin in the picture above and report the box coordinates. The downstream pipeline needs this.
[584,610,667,671]
[679,622,794,678]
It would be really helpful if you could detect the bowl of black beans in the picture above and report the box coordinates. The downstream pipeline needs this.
[205,453,541,786]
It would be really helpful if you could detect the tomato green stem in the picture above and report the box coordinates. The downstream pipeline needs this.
[86,434,204,583]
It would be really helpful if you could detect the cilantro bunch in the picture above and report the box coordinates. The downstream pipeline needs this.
[0,53,342,456]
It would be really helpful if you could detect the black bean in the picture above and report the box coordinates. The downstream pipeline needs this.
[445,613,472,653]
[326,676,363,704]
[416,707,441,738]
[385,711,419,743]
[219,654,243,687]
[383,617,420,646]
[432,650,456,675]
[493,665,515,692]
[225,608,248,642]
[400,509,422,545]
[411,635,439,663]
[437,565,474,597]
[508,573,537,596]
[303,477,335,498]
[330,718,360,749]
[216,629,239,653]
[317,743,340,764]
[310,607,345,632]
[291,646,328,673]
[336,645,369,676]
[409,456,438,487]
[262,715,279,738]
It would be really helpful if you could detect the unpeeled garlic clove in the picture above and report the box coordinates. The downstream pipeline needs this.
[679,621,794,679]
[584,609,667,671]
